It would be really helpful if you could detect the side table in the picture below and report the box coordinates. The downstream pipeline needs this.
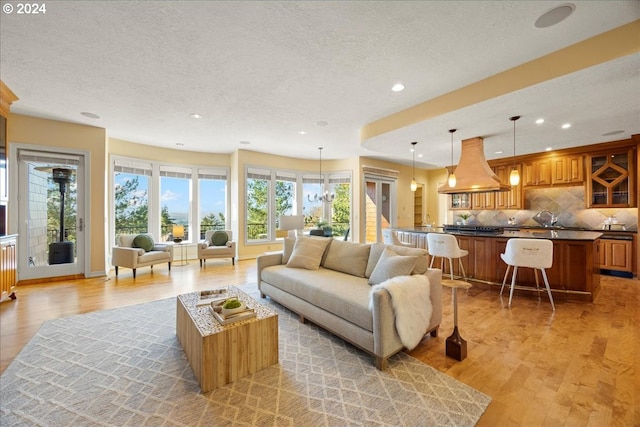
[441,279,472,361]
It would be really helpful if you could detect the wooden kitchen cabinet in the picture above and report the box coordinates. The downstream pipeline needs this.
[551,155,584,184]
[600,238,633,272]
[494,164,522,209]
[1,234,17,302]
[523,158,552,186]
[587,149,636,207]
[471,191,495,210]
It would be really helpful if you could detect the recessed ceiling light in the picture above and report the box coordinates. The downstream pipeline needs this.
[561,123,571,129]
[391,83,405,92]
[545,147,553,151]
[81,112,100,119]
[190,113,202,119]
[602,130,624,136]
[239,140,251,145]
[536,118,545,124]
[535,3,575,28]
[495,150,503,154]
[418,153,423,158]
[299,131,307,135]
[315,121,328,127]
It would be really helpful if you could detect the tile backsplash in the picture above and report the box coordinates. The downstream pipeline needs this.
[452,185,638,231]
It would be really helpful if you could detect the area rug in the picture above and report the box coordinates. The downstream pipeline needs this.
[0,285,491,426]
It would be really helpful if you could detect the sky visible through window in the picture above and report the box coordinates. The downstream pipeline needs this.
[115,174,226,224]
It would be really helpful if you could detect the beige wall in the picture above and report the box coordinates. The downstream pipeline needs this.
[8,113,108,276]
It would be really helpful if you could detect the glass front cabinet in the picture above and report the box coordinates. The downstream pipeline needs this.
[587,149,636,208]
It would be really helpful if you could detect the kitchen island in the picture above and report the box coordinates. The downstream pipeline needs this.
[395,227,602,302]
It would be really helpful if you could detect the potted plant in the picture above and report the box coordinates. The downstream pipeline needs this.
[457,213,472,225]
[316,220,333,237]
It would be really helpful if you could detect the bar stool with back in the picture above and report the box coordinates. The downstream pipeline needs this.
[500,238,556,310]
[427,233,468,280]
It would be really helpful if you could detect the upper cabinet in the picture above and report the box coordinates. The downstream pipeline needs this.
[523,158,551,186]
[494,165,522,209]
[551,155,584,184]
[587,149,636,208]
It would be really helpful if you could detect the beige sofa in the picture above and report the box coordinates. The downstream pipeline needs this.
[112,234,173,278]
[257,237,442,370]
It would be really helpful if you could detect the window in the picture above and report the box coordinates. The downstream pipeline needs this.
[160,165,192,241]
[111,156,228,245]
[114,159,151,239]
[246,166,351,243]
[198,169,228,239]
[246,168,270,242]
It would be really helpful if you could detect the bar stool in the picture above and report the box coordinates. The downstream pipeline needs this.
[427,233,468,280]
[382,228,415,247]
[500,238,556,310]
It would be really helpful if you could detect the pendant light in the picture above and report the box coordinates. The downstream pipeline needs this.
[448,129,457,187]
[410,141,418,192]
[308,147,335,203]
[509,116,521,186]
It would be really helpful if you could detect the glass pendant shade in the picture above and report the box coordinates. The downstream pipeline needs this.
[448,129,457,187]
[410,179,417,192]
[509,168,520,186]
[448,172,457,187]
[509,116,521,187]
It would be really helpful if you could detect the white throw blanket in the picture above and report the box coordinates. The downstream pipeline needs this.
[370,275,432,350]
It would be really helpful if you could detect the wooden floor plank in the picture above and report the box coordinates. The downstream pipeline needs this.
[1,260,638,426]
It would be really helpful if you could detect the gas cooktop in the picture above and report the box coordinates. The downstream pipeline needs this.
[443,224,504,234]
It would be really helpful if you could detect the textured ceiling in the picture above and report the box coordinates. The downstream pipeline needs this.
[0,1,638,169]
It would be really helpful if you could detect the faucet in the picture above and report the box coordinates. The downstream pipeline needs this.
[537,210,558,227]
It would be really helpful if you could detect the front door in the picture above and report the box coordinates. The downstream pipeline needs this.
[17,149,86,281]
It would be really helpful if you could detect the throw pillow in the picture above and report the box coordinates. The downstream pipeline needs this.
[282,237,296,264]
[211,230,229,246]
[368,248,417,285]
[132,234,154,252]
[366,243,429,276]
[322,239,371,277]
[286,236,331,270]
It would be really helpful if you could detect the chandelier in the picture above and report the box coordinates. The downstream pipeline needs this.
[308,147,334,203]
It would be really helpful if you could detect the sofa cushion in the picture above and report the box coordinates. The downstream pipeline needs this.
[133,234,154,252]
[261,265,373,331]
[211,230,229,246]
[365,243,429,277]
[282,237,295,264]
[286,236,331,270]
[322,239,371,277]
[368,248,417,285]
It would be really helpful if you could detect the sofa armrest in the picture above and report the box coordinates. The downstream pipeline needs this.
[256,252,283,292]
[370,287,403,363]
[198,239,209,250]
[153,243,174,256]
[112,246,143,268]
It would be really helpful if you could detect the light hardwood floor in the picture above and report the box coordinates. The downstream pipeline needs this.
[1,260,638,427]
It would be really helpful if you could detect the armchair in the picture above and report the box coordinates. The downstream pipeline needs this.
[112,234,173,278]
[198,230,236,267]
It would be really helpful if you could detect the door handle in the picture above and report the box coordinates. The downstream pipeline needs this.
[79,218,84,232]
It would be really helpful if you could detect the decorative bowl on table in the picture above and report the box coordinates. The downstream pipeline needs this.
[221,299,246,316]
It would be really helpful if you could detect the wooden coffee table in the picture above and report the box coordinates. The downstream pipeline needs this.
[176,286,278,392]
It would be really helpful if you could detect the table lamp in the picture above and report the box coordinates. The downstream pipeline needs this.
[279,215,304,238]
[172,224,185,243]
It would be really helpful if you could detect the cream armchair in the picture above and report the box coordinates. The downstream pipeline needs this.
[112,234,173,278]
[198,230,236,266]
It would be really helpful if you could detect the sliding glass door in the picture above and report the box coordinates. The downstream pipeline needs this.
[17,149,86,280]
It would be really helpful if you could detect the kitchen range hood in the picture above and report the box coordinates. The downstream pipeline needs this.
[438,136,511,194]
